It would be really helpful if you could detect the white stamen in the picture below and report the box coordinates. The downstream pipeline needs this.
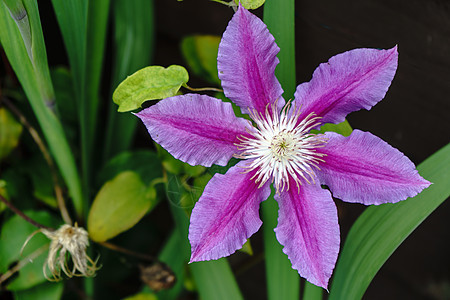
[235,101,327,193]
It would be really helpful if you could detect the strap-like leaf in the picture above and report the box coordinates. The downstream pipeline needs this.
[329,143,450,299]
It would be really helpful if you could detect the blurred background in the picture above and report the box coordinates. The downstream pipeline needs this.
[3,0,450,299]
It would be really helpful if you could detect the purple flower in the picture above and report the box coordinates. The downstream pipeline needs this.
[136,5,430,289]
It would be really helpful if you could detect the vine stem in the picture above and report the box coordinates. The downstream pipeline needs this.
[98,241,157,263]
[0,193,52,231]
[183,84,223,93]
[210,0,237,8]
[1,96,72,225]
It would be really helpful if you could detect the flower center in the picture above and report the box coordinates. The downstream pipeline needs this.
[271,131,295,158]
[235,102,327,193]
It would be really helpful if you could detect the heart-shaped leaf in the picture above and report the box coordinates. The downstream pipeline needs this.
[113,65,189,112]
[234,0,265,9]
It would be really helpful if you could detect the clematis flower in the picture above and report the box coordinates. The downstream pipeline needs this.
[136,5,430,288]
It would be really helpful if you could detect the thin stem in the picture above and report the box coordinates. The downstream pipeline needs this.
[1,97,72,224]
[183,84,223,93]
[0,244,49,285]
[0,194,53,230]
[98,241,157,263]
[210,0,236,8]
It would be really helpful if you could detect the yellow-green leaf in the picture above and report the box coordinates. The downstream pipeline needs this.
[0,180,7,213]
[13,282,64,300]
[113,65,189,112]
[181,35,221,85]
[0,107,23,160]
[122,293,158,300]
[235,0,265,9]
[312,119,353,137]
[240,239,253,255]
[0,211,60,290]
[88,171,156,242]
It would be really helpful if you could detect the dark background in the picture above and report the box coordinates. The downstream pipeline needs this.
[14,0,450,299]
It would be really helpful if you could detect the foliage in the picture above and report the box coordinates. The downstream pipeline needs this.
[0,0,448,299]
[113,65,189,112]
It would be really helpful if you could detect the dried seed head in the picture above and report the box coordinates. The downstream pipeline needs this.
[41,224,100,281]
[139,262,177,291]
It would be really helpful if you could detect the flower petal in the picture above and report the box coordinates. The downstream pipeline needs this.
[274,178,340,289]
[136,94,251,167]
[189,160,271,262]
[294,47,398,126]
[316,130,431,205]
[217,4,284,115]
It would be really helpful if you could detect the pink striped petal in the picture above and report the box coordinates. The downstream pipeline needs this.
[274,178,340,289]
[189,160,271,262]
[294,47,398,126]
[136,94,251,167]
[316,130,431,205]
[217,4,284,115]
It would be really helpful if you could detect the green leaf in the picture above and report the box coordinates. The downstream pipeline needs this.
[0,170,32,210]
[214,92,250,120]
[122,293,158,300]
[11,154,59,208]
[264,0,296,97]
[88,171,156,242]
[7,251,48,291]
[0,0,83,217]
[156,144,185,175]
[0,107,23,160]
[234,0,265,9]
[190,259,243,300]
[50,0,87,91]
[2,0,32,63]
[13,281,64,300]
[4,0,53,100]
[181,35,221,85]
[0,211,59,290]
[51,67,78,149]
[240,239,253,256]
[24,156,57,208]
[263,1,300,299]
[261,195,300,300]
[183,164,206,178]
[312,119,353,137]
[85,0,110,143]
[208,157,240,176]
[51,67,77,124]
[103,0,155,161]
[0,180,7,213]
[113,65,189,112]
[329,142,450,299]
[303,281,323,300]
[51,0,110,218]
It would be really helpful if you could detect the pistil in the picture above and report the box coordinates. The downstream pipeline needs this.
[236,102,327,193]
